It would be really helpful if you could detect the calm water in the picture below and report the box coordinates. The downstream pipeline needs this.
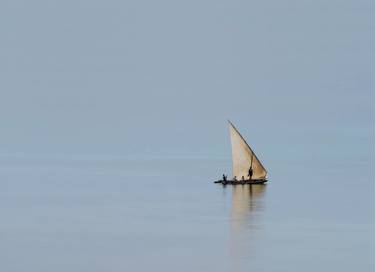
[0,155,373,271]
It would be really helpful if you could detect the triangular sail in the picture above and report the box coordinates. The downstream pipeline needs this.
[228,121,267,180]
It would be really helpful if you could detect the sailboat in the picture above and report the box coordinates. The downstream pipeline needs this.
[215,121,268,185]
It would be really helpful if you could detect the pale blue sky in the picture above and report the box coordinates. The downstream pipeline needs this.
[0,0,374,160]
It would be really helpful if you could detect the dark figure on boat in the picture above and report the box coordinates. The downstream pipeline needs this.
[222,174,227,181]
[248,167,253,180]
[241,176,245,181]
[233,176,237,181]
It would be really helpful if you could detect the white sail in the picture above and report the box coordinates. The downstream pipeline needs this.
[228,121,267,180]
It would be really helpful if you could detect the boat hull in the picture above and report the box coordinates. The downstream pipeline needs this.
[214,179,267,185]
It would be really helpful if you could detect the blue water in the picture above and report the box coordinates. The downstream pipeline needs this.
[0,155,373,271]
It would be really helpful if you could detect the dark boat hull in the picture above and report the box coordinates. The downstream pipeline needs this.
[214,179,267,185]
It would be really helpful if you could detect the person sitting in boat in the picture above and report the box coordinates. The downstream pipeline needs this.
[248,167,253,180]
[222,174,227,182]
[233,176,237,182]
[241,176,245,181]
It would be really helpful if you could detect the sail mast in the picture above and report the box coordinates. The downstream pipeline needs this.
[250,152,253,168]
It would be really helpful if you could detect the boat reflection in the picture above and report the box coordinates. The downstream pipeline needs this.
[229,184,266,270]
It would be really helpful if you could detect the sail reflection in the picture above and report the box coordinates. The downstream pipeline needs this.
[229,184,266,270]
[231,184,266,230]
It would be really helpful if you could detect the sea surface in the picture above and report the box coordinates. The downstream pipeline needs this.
[0,155,373,272]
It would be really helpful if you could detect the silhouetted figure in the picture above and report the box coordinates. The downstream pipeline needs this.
[248,167,253,180]
[241,176,245,181]
[223,174,227,182]
[233,176,237,181]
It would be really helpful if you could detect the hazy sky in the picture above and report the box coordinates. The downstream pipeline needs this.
[0,0,374,160]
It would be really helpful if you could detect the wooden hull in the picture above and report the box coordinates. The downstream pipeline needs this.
[214,179,267,185]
